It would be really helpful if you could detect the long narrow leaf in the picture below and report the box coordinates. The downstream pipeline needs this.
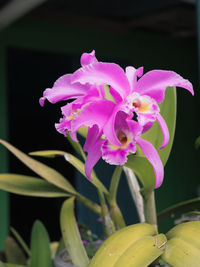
[158,197,200,221]
[29,150,66,158]
[30,149,109,196]
[0,174,70,198]
[60,197,89,267]
[4,264,26,267]
[10,227,31,257]
[4,237,26,265]
[64,153,109,195]
[0,140,77,195]
[30,220,53,267]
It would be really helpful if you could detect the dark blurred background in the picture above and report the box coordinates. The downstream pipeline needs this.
[0,0,199,249]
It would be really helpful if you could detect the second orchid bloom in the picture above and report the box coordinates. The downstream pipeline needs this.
[40,50,194,188]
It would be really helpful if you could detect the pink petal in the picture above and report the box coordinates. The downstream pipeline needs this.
[71,62,131,100]
[156,113,169,149]
[142,121,154,134]
[102,140,136,165]
[85,139,105,180]
[126,119,143,137]
[134,70,194,103]
[103,106,125,147]
[136,136,164,188]
[80,50,98,66]
[125,66,143,91]
[71,100,115,133]
[84,125,101,152]
[39,74,89,106]
[110,86,123,103]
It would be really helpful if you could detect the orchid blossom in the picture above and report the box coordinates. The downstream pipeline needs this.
[40,50,194,188]
[84,111,164,188]
[39,53,113,141]
[71,51,194,149]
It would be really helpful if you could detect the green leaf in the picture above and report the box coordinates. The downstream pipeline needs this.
[10,227,31,257]
[162,221,200,267]
[60,197,89,267]
[195,136,200,149]
[125,154,155,198]
[0,174,70,198]
[78,126,88,138]
[0,140,77,195]
[4,264,26,267]
[29,150,65,158]
[4,237,26,265]
[158,197,200,221]
[125,86,176,197]
[88,223,166,267]
[64,153,109,195]
[30,220,53,267]
[142,86,176,165]
[30,149,109,196]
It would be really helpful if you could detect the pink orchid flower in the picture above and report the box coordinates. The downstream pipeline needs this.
[72,51,194,149]
[40,51,193,189]
[83,111,163,188]
[39,53,114,141]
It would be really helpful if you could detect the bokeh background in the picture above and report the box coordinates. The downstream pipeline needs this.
[0,0,199,250]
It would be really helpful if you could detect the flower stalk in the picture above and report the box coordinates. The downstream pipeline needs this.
[109,166,126,229]
[76,194,101,215]
[143,190,158,231]
[123,166,145,223]
[98,190,116,236]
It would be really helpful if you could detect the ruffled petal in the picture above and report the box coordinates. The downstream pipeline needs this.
[39,74,89,106]
[84,125,101,152]
[125,66,143,91]
[136,136,164,188]
[71,62,131,100]
[81,50,98,66]
[85,138,105,180]
[134,70,194,103]
[102,139,136,165]
[71,100,115,133]
[55,117,69,137]
[102,118,138,165]
[156,113,169,149]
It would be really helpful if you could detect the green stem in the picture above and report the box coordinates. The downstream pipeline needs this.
[109,166,122,203]
[76,194,101,215]
[98,190,116,236]
[143,191,158,231]
[110,202,126,229]
[108,166,126,229]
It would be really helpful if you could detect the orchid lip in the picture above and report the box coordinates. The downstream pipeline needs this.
[109,130,131,150]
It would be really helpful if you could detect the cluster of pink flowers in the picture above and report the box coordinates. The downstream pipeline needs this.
[40,51,193,188]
